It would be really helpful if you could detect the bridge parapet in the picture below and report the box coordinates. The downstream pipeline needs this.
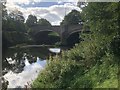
[30,25,61,35]
[30,24,84,35]
[31,25,52,31]
[68,24,83,34]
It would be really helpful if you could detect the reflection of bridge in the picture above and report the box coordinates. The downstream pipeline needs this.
[31,24,89,44]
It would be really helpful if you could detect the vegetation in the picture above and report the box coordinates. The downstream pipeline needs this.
[26,15,37,27]
[2,3,56,48]
[60,9,83,25]
[32,2,119,88]
[38,18,51,26]
[48,32,59,37]
[2,3,29,49]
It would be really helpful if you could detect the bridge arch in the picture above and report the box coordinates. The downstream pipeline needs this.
[30,24,85,45]
[33,30,60,45]
[66,30,83,46]
[33,29,60,36]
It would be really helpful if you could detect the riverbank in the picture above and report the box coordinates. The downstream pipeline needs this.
[9,44,54,48]
[32,43,118,88]
[8,44,72,49]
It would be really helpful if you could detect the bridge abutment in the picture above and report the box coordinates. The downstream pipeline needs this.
[60,25,69,45]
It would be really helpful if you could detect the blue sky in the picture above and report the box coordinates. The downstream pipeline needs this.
[6,0,80,25]
[17,2,67,8]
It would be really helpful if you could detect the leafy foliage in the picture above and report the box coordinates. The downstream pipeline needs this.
[3,18,29,46]
[32,59,85,88]
[38,18,51,26]
[9,10,25,22]
[2,2,30,48]
[26,15,37,27]
[60,10,83,25]
[2,1,8,20]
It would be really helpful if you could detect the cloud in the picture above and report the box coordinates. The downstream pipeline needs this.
[7,0,43,5]
[44,13,61,22]
[6,0,81,25]
[7,0,29,5]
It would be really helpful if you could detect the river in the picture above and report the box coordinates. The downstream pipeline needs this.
[2,45,69,88]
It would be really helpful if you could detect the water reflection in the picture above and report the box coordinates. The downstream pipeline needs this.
[2,46,67,88]
[49,48,61,53]
[2,47,52,74]
[4,57,46,88]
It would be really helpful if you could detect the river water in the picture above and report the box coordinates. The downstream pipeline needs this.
[2,46,67,88]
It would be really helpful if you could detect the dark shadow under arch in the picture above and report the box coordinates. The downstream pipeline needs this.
[34,31,60,45]
[66,31,83,46]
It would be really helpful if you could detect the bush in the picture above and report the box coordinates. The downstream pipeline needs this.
[32,58,85,88]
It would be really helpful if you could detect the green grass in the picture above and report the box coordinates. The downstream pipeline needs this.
[48,32,59,37]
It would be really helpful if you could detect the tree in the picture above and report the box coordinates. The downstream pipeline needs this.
[26,15,37,27]
[9,10,25,22]
[2,0,8,20]
[60,10,83,25]
[38,18,51,26]
[2,6,29,46]
[77,1,86,8]
[78,2,120,64]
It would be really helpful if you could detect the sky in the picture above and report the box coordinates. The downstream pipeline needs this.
[6,0,81,25]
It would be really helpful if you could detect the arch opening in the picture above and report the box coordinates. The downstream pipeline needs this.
[34,31,60,45]
[66,31,83,46]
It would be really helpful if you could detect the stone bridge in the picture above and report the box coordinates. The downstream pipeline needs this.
[30,24,89,44]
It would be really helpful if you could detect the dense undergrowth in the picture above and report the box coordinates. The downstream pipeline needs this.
[32,2,119,89]
[32,43,118,88]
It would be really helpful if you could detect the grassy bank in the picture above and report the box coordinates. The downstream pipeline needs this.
[32,43,118,88]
